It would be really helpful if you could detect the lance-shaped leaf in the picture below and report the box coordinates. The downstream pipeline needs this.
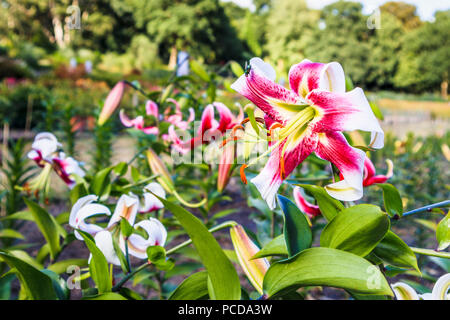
[0,229,24,240]
[168,271,209,300]
[277,195,312,257]
[78,231,111,293]
[24,198,61,260]
[436,211,450,251]
[297,184,344,221]
[190,60,210,82]
[0,251,58,300]
[230,225,269,294]
[373,231,419,272]
[83,292,127,300]
[251,235,288,259]
[378,183,403,217]
[263,247,393,298]
[320,204,390,257]
[90,167,113,199]
[159,197,241,300]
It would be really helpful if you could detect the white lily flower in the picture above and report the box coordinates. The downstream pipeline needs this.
[52,152,85,189]
[27,132,61,166]
[392,273,450,300]
[122,218,168,259]
[69,195,111,240]
[140,182,166,213]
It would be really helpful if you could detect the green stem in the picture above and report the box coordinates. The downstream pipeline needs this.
[111,220,237,291]
[410,247,450,259]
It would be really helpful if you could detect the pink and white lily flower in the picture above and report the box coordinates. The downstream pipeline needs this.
[139,182,166,213]
[120,99,194,137]
[123,218,167,259]
[169,102,243,154]
[27,132,61,167]
[52,152,85,189]
[231,58,384,209]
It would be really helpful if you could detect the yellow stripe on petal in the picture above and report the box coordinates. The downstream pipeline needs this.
[392,282,420,300]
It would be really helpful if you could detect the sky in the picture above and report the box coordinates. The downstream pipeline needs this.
[222,0,450,21]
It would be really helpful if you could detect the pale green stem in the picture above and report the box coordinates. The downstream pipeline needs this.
[410,247,450,259]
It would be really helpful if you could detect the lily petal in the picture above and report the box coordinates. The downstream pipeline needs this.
[93,230,121,266]
[293,186,321,218]
[251,131,318,209]
[145,100,159,118]
[126,218,167,259]
[315,131,365,201]
[308,88,384,149]
[140,182,166,213]
[392,282,420,300]
[431,273,450,300]
[107,194,139,228]
[231,58,300,125]
[289,59,345,98]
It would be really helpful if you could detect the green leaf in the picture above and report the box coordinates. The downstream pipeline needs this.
[113,162,128,176]
[159,197,241,300]
[83,292,127,300]
[0,229,24,240]
[112,232,130,274]
[90,167,113,198]
[120,218,134,238]
[436,212,450,251]
[297,184,344,221]
[78,231,111,293]
[373,231,419,272]
[251,235,288,259]
[0,251,57,300]
[320,204,390,257]
[378,184,403,217]
[277,195,312,257]
[70,183,88,205]
[190,60,210,82]
[0,210,32,221]
[263,247,393,298]
[230,61,244,77]
[168,271,209,300]
[47,259,88,274]
[24,198,61,260]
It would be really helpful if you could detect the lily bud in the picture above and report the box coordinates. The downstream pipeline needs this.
[146,149,174,193]
[217,141,235,192]
[98,81,126,126]
[230,224,269,294]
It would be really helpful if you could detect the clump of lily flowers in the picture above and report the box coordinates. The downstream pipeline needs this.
[69,183,167,265]
[26,132,85,198]
[228,57,384,209]
[293,157,394,218]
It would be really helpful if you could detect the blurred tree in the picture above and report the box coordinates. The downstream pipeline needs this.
[380,1,422,30]
[114,0,244,65]
[304,1,370,86]
[265,0,319,74]
[366,12,405,89]
[394,10,450,92]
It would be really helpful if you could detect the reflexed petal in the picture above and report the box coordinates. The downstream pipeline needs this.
[71,200,111,240]
[126,218,167,259]
[315,131,365,201]
[93,230,121,266]
[145,100,159,118]
[231,59,300,125]
[289,60,345,97]
[213,102,234,132]
[30,132,60,161]
[308,88,384,149]
[140,182,166,213]
[119,109,134,127]
[108,194,139,228]
[392,282,420,300]
[293,186,321,218]
[69,195,98,227]
[251,131,317,209]
[431,273,450,300]
[363,159,394,187]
